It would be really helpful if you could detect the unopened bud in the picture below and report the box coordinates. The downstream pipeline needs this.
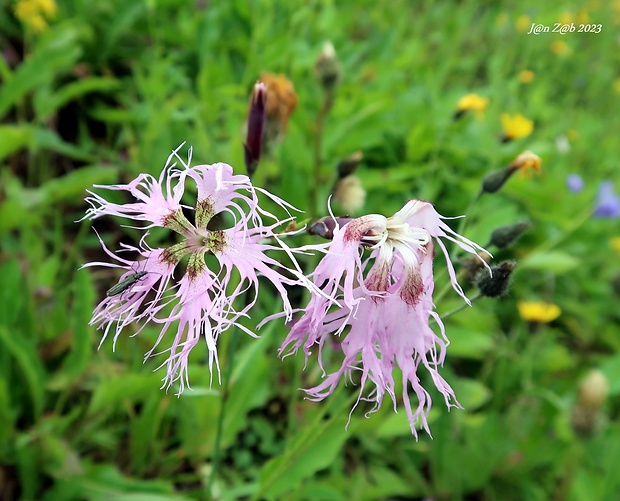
[460,251,492,282]
[578,370,609,410]
[481,151,542,195]
[571,369,609,437]
[487,222,531,248]
[332,175,366,214]
[481,167,518,194]
[315,42,341,91]
[243,82,267,177]
[337,151,363,179]
[475,260,516,298]
[308,216,353,240]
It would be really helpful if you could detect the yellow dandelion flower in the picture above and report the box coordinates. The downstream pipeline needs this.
[501,113,534,141]
[517,301,561,323]
[611,237,620,254]
[613,78,620,94]
[509,150,542,178]
[14,0,57,32]
[518,70,535,84]
[551,40,572,57]
[455,93,489,119]
[516,15,532,32]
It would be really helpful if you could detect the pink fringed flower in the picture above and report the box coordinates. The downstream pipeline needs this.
[82,144,315,393]
[280,200,490,437]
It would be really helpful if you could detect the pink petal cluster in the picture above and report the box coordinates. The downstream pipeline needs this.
[280,200,490,437]
[82,144,314,393]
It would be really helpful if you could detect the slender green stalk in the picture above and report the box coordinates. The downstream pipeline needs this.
[437,292,482,321]
[528,207,593,255]
[309,90,335,219]
[206,326,240,499]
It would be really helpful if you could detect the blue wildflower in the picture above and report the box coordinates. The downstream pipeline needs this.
[594,181,620,218]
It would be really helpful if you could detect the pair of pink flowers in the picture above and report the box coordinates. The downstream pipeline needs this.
[82,146,489,436]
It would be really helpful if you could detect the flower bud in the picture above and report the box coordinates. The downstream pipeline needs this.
[308,216,353,240]
[481,151,541,194]
[487,222,531,249]
[243,82,267,177]
[332,175,366,214]
[460,251,492,282]
[336,151,363,179]
[571,370,609,436]
[481,167,517,194]
[578,370,609,410]
[260,72,297,150]
[475,260,516,298]
[315,42,341,91]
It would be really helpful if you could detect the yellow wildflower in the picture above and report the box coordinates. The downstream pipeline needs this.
[455,93,489,119]
[613,78,620,94]
[517,301,561,323]
[611,237,620,254]
[14,0,57,32]
[501,113,534,141]
[515,15,532,32]
[518,70,535,84]
[509,150,542,178]
[551,40,572,57]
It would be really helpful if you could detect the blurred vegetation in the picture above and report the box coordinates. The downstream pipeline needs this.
[1,0,620,499]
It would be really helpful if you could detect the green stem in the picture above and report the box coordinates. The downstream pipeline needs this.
[438,292,482,321]
[433,269,466,305]
[309,90,335,219]
[206,326,240,499]
[529,207,593,256]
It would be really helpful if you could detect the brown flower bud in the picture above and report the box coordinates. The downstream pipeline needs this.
[243,82,267,177]
[475,260,516,298]
[308,216,353,240]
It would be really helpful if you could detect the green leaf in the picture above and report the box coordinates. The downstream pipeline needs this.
[0,24,83,120]
[0,325,46,420]
[63,269,95,379]
[0,378,15,457]
[520,250,580,274]
[88,373,163,416]
[43,462,191,501]
[0,125,32,162]
[453,378,491,411]
[447,325,494,360]
[257,414,349,499]
[34,77,121,121]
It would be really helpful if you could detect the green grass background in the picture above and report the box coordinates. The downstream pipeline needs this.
[1,0,619,499]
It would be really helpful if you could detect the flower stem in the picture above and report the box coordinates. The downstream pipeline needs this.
[438,292,482,321]
[309,90,335,219]
[433,269,467,305]
[206,326,240,499]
